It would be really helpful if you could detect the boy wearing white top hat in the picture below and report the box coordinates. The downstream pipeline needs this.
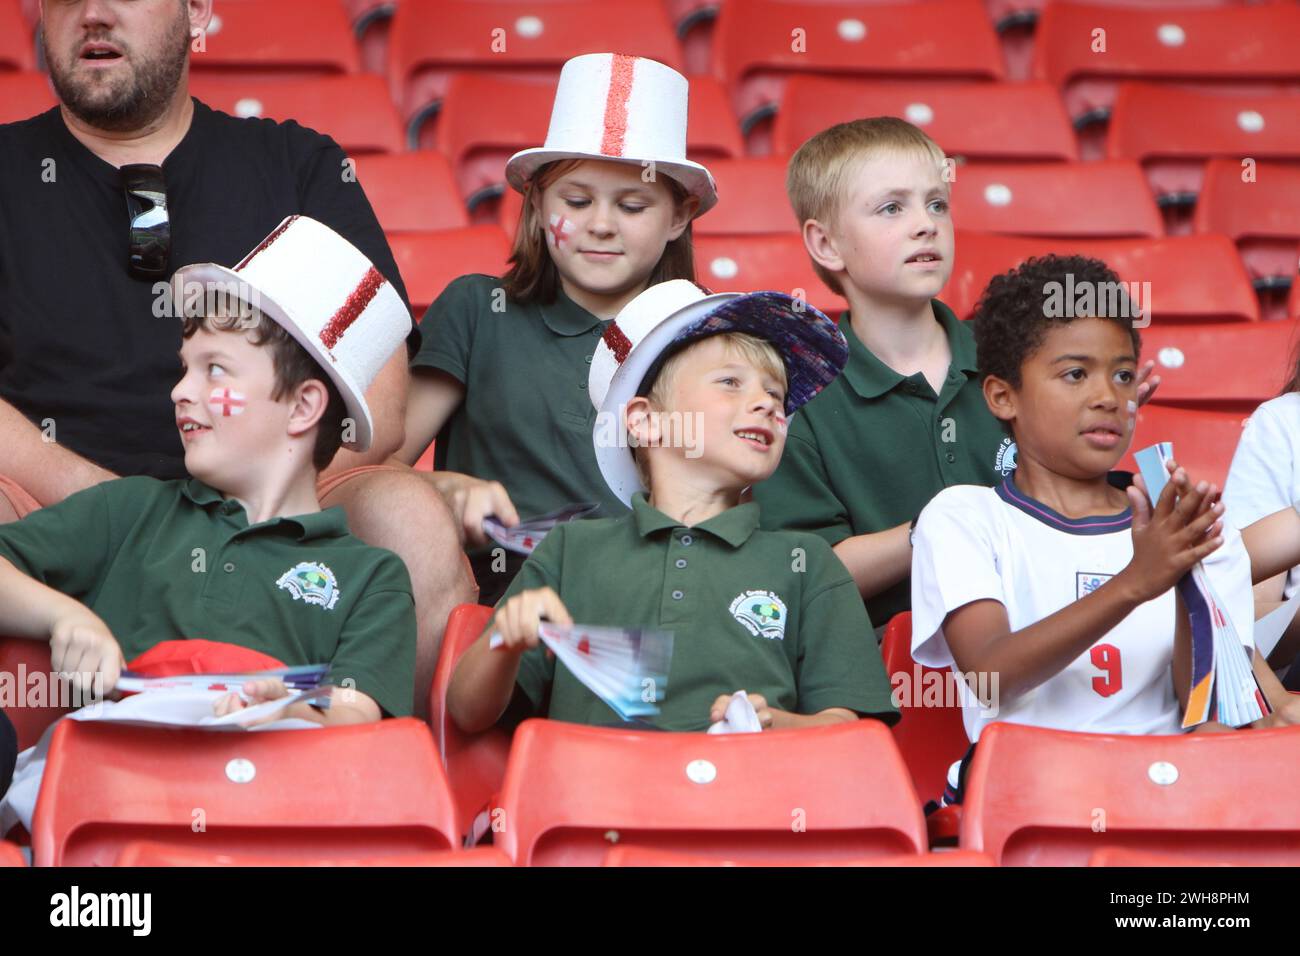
[448,280,897,733]
[0,216,418,728]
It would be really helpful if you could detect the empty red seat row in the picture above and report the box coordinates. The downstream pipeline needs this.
[1195,159,1300,288]
[940,231,1259,323]
[190,0,360,80]
[1035,0,1300,138]
[388,0,682,147]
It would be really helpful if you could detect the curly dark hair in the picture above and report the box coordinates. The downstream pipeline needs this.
[973,254,1143,389]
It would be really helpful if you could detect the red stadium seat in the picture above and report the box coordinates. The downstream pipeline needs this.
[1088,847,1250,868]
[603,845,994,866]
[1140,321,1298,413]
[115,841,511,867]
[30,717,459,867]
[0,71,55,126]
[1107,84,1300,227]
[437,72,741,215]
[428,603,511,845]
[1117,405,1245,489]
[880,613,970,807]
[951,161,1163,240]
[388,0,681,148]
[0,0,33,71]
[188,75,404,155]
[389,225,513,316]
[1034,1,1300,156]
[1291,281,1300,321]
[714,0,1003,146]
[0,638,71,751]
[694,234,847,316]
[667,0,720,75]
[495,718,927,866]
[960,722,1300,865]
[190,0,360,81]
[693,158,797,237]
[771,78,1075,163]
[0,841,24,866]
[344,0,398,74]
[941,232,1260,324]
[431,72,554,201]
[1193,159,1300,291]
[354,153,468,234]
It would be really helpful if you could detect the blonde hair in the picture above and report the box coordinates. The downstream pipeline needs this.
[501,160,698,304]
[632,332,787,487]
[786,117,947,294]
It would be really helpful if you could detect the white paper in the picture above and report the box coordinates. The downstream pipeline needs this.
[71,686,328,731]
[707,691,762,734]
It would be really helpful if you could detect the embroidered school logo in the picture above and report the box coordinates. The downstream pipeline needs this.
[994,438,1018,476]
[1077,572,1112,599]
[276,562,341,610]
[729,590,787,641]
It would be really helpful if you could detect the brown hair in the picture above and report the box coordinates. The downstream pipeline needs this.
[632,331,788,487]
[786,117,947,294]
[501,159,698,304]
[180,295,347,472]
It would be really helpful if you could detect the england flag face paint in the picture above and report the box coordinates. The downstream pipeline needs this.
[546,213,576,251]
[208,387,247,418]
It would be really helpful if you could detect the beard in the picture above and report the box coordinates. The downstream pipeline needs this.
[44,11,192,133]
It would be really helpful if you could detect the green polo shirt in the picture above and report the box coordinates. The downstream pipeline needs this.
[498,494,898,732]
[0,476,416,717]
[412,274,629,525]
[753,300,1012,627]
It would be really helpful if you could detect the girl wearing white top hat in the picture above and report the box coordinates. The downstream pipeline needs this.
[396,53,718,604]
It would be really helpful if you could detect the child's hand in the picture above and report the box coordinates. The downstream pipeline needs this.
[442,473,520,548]
[488,587,571,653]
[1135,359,1161,407]
[1123,462,1224,602]
[709,691,775,730]
[212,678,291,723]
[50,611,125,700]
[1261,696,1300,729]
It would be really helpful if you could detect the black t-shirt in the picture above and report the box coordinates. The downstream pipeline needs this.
[0,100,410,478]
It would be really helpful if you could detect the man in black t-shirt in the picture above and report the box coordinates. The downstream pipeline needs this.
[0,0,473,715]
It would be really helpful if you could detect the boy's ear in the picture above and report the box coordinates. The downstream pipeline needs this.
[982,374,1017,426]
[802,218,846,275]
[624,396,661,447]
[285,378,330,439]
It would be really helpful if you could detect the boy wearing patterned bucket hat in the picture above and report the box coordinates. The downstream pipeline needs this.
[448,281,898,733]
[0,216,418,731]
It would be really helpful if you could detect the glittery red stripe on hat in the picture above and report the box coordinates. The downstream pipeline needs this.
[602,321,633,364]
[321,267,386,350]
[234,215,299,272]
[599,54,636,158]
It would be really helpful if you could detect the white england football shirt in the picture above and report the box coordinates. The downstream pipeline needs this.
[911,476,1254,743]
[1225,393,1300,601]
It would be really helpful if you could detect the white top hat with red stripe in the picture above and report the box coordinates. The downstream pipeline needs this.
[505,53,717,214]
[589,280,849,505]
[171,216,411,453]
